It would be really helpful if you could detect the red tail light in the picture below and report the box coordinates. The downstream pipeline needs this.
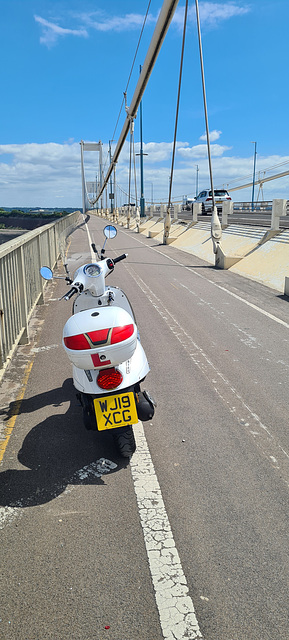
[206,198,212,201]
[97,367,123,390]
[111,324,134,344]
[64,334,90,350]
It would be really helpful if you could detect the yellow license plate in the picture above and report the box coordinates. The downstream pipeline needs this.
[94,392,138,431]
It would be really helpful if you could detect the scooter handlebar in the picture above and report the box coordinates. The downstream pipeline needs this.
[113,253,128,264]
[64,286,79,300]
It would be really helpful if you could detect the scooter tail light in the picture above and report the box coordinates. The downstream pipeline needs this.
[97,367,123,390]
[111,324,134,344]
[64,334,90,350]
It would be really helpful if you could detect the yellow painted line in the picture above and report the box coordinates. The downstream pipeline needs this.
[0,360,34,462]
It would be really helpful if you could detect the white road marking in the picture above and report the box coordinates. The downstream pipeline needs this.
[131,423,203,640]
[125,231,289,330]
[80,223,203,637]
[73,458,117,480]
[125,262,289,486]
[0,506,22,529]
[82,213,95,262]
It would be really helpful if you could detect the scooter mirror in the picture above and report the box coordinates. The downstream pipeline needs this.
[103,225,117,239]
[40,266,53,280]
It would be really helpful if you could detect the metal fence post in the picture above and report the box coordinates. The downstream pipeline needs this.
[19,245,29,344]
[0,283,4,368]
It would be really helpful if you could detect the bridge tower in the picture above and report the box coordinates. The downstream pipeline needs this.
[80,141,103,214]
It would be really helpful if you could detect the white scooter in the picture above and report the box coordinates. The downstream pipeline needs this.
[40,225,155,457]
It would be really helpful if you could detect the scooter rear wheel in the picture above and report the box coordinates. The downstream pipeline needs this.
[112,425,136,458]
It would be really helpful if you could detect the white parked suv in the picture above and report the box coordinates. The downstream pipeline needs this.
[194,189,231,214]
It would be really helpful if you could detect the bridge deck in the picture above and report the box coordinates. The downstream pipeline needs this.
[0,216,288,640]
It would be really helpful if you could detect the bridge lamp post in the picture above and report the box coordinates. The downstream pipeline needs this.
[251,141,257,212]
[135,103,148,217]
[135,65,148,218]
[195,164,199,197]
[109,140,115,216]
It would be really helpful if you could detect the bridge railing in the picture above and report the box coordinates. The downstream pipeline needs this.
[90,199,289,227]
[0,211,81,376]
[233,201,273,212]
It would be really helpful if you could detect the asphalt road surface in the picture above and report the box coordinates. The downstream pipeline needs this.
[0,216,288,640]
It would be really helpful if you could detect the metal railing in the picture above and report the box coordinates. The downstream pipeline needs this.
[233,201,273,212]
[0,211,81,375]
[237,201,289,214]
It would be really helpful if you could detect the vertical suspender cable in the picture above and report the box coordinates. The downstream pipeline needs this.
[111,1,152,144]
[132,131,138,208]
[164,0,188,243]
[96,0,180,202]
[128,126,132,215]
[195,0,222,252]
[195,0,215,209]
[80,141,86,215]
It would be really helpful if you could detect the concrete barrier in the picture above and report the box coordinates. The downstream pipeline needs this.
[148,221,192,243]
[215,225,266,268]
[93,209,289,296]
[144,219,289,294]
[147,221,165,238]
[230,229,289,292]
[170,222,215,264]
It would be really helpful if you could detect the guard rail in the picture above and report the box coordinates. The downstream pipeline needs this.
[0,211,80,375]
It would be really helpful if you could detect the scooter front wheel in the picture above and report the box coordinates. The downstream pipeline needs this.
[112,425,136,458]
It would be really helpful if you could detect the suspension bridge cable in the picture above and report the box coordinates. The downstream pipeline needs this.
[217,158,289,190]
[163,0,188,242]
[97,0,180,202]
[111,0,152,143]
[167,0,188,209]
[83,0,153,206]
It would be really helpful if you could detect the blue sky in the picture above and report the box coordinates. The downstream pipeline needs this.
[1,0,289,207]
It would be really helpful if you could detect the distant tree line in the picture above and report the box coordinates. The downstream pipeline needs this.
[0,208,71,218]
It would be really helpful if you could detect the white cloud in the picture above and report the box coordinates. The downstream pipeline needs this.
[173,2,250,29]
[0,142,289,208]
[34,15,88,47]
[79,11,157,33]
[34,10,157,46]
[141,141,189,163]
[178,143,231,158]
[199,2,250,26]
[199,130,222,142]
[35,2,250,47]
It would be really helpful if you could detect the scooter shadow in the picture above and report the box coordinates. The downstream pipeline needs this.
[0,379,129,509]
